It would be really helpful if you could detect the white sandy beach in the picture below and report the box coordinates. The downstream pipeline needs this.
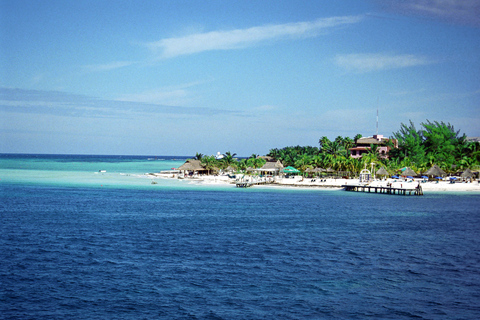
[150,173,480,192]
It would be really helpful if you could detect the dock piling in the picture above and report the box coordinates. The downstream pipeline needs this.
[342,184,423,196]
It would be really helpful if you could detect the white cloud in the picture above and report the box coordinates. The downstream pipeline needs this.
[116,81,208,106]
[0,87,232,118]
[147,16,363,58]
[334,53,435,72]
[83,61,137,72]
[117,89,189,106]
[380,0,480,26]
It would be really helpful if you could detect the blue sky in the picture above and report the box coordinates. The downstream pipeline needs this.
[1,0,479,156]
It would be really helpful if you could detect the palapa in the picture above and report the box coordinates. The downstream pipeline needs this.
[461,168,473,178]
[399,167,416,176]
[177,162,195,171]
[177,159,207,172]
[376,167,389,176]
[424,165,446,177]
[260,160,284,171]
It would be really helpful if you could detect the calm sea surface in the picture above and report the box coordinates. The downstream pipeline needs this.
[1,154,480,319]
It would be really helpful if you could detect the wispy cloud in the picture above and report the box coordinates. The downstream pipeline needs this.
[0,87,234,118]
[82,61,138,73]
[116,81,208,106]
[147,15,363,59]
[379,0,480,26]
[334,53,435,72]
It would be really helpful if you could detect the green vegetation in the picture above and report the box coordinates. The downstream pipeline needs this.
[191,120,479,176]
[192,152,266,174]
[388,120,479,174]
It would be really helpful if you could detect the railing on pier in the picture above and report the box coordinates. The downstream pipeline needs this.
[235,177,274,188]
[342,184,423,196]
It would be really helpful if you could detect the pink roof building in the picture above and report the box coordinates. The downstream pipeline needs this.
[349,135,398,159]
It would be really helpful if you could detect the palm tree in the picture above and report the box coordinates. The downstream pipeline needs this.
[237,159,248,172]
[319,136,332,153]
[312,154,325,169]
[200,155,217,175]
[221,151,237,167]
[194,152,203,160]
[247,157,266,169]
[294,154,313,173]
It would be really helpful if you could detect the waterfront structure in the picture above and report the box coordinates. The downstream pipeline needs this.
[343,184,423,196]
[349,134,397,159]
[258,160,284,176]
[177,159,208,175]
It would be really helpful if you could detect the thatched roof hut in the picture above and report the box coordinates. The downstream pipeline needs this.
[376,167,389,176]
[424,165,446,177]
[399,167,416,176]
[260,160,283,171]
[225,165,236,172]
[461,168,473,178]
[177,160,208,173]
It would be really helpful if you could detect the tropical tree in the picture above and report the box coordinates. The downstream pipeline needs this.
[237,159,248,172]
[200,155,217,175]
[312,154,325,169]
[319,136,332,153]
[221,151,237,167]
[391,120,426,165]
[294,154,313,173]
[246,155,266,169]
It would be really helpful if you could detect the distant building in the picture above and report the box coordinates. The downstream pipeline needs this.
[349,134,397,159]
[466,137,480,143]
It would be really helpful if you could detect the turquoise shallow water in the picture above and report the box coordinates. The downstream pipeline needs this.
[1,154,480,319]
[0,154,192,189]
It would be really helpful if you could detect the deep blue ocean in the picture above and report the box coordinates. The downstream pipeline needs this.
[1,154,480,319]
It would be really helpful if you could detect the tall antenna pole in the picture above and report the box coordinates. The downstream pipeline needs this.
[376,97,379,136]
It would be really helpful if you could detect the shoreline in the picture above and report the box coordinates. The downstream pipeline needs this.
[149,173,480,193]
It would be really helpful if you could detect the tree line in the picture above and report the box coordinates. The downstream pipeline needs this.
[192,120,479,176]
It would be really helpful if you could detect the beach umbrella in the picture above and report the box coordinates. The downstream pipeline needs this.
[391,175,399,179]
[407,176,414,179]
[435,176,443,180]
[461,168,473,178]
[400,167,416,176]
[449,177,457,180]
[421,176,428,179]
[376,167,389,176]
[282,166,300,174]
[425,165,446,177]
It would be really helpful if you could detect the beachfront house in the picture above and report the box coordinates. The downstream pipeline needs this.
[258,160,284,176]
[177,159,209,175]
[247,159,284,176]
[349,134,397,159]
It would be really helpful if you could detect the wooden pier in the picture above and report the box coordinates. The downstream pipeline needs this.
[235,178,274,188]
[342,184,423,196]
